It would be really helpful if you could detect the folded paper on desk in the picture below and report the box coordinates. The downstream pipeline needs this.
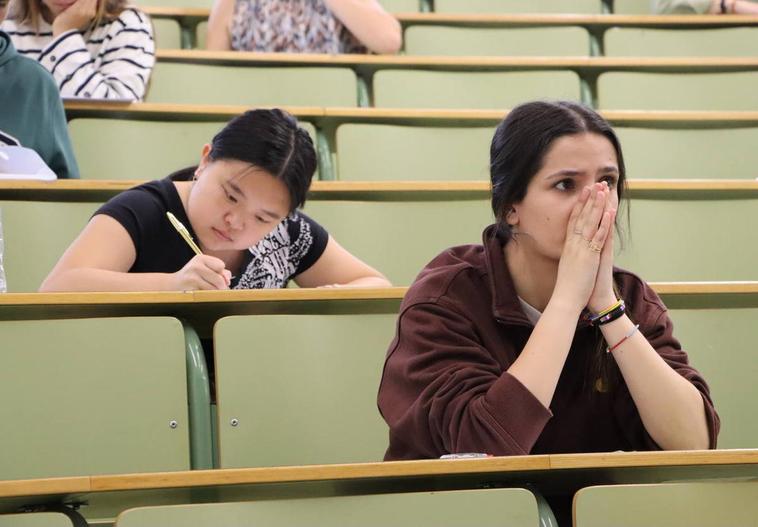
[0,146,57,180]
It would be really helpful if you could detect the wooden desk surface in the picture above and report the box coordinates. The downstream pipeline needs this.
[0,450,756,513]
[1,284,757,336]
[62,102,758,128]
[153,50,758,74]
[142,8,758,29]
[2,179,758,202]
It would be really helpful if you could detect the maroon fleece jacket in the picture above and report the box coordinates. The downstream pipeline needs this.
[378,226,719,460]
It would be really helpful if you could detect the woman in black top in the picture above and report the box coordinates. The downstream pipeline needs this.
[41,109,390,291]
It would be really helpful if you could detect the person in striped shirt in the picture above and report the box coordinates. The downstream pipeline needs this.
[0,0,154,100]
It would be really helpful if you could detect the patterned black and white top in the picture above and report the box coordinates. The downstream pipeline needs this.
[229,0,365,53]
[0,6,155,100]
[95,177,329,289]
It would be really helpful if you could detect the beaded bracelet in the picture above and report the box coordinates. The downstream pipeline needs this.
[607,324,640,353]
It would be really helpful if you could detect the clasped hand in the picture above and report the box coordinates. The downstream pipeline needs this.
[554,182,618,315]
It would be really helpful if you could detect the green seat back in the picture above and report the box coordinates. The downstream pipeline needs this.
[373,70,581,109]
[612,0,656,13]
[435,0,600,13]
[616,197,758,281]
[0,201,99,292]
[214,314,396,467]
[152,18,181,49]
[304,199,493,285]
[115,489,542,527]
[336,124,493,181]
[405,26,590,56]
[0,317,190,479]
[379,0,418,10]
[605,27,758,56]
[133,0,211,9]
[598,72,758,110]
[0,514,73,527]
[68,120,318,181]
[146,64,358,106]
[574,482,758,527]
[668,308,758,448]
[617,126,758,179]
[195,20,208,49]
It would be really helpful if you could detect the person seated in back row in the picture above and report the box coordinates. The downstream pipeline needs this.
[656,0,758,13]
[0,0,154,100]
[378,100,719,461]
[40,109,391,291]
[0,0,78,178]
[206,0,402,54]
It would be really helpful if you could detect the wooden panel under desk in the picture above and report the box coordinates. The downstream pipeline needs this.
[0,450,756,513]
[1,284,757,335]
[143,8,758,29]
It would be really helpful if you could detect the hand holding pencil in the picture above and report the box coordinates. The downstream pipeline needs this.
[166,212,232,291]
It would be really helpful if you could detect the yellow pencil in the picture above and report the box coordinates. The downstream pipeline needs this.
[166,212,203,255]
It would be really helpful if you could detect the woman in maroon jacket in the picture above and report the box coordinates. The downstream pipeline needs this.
[378,101,719,462]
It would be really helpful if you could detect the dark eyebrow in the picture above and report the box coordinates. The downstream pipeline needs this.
[546,169,582,180]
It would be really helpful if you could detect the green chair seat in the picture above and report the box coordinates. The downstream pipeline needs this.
[146,64,358,106]
[373,70,582,109]
[605,27,758,56]
[115,489,547,527]
[0,200,100,292]
[435,0,600,13]
[574,481,758,527]
[335,124,494,181]
[404,26,590,56]
[214,314,397,467]
[152,18,182,49]
[667,307,758,448]
[616,126,758,179]
[68,120,317,181]
[0,317,190,479]
[597,72,758,110]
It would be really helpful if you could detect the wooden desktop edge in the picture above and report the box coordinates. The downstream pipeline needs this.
[0,449,756,498]
[1,283,757,307]
[61,101,758,121]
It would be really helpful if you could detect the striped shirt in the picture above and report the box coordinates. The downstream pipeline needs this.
[0,7,154,101]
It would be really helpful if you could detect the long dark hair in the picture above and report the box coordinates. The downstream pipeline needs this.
[490,100,627,241]
[490,100,628,395]
[174,109,317,213]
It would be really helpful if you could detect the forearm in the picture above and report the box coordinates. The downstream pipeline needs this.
[507,299,582,408]
[342,275,392,287]
[40,268,172,292]
[603,315,711,450]
[323,0,402,54]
